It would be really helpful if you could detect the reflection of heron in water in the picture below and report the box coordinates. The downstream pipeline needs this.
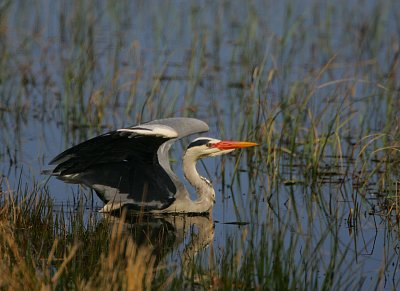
[48,118,257,213]
[104,213,214,268]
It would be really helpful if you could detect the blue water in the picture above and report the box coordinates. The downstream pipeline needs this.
[1,0,400,289]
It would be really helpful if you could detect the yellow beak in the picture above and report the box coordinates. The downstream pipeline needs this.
[212,141,259,150]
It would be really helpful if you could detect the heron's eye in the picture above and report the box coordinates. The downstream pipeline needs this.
[206,143,213,148]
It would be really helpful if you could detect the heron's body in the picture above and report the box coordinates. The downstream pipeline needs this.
[48,118,257,213]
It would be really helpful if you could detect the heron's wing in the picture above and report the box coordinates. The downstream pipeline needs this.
[49,118,209,211]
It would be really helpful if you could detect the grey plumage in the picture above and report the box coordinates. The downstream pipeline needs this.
[49,117,209,211]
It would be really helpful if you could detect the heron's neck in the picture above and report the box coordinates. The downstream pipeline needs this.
[182,153,215,207]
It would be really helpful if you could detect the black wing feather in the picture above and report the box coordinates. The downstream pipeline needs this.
[50,130,176,210]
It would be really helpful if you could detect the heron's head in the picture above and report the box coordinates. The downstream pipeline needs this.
[185,137,258,159]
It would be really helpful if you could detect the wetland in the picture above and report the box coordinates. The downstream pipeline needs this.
[0,0,400,290]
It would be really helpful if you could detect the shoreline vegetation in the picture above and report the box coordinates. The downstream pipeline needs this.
[1,0,400,289]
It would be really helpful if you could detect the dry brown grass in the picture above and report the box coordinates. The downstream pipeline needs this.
[81,213,156,291]
[0,194,155,291]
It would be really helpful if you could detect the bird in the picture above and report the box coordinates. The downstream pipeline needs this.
[48,117,258,213]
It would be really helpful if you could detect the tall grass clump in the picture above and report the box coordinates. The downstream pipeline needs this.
[0,178,370,290]
[0,183,155,290]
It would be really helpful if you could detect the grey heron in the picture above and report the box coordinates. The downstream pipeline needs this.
[48,117,257,213]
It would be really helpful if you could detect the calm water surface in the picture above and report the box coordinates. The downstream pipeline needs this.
[1,0,400,289]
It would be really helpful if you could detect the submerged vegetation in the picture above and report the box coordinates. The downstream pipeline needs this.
[1,0,400,289]
[0,184,367,290]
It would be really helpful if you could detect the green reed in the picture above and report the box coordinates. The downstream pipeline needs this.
[1,0,400,289]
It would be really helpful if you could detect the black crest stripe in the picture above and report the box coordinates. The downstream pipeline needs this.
[187,139,211,149]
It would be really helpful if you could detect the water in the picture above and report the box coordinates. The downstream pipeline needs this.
[1,0,400,289]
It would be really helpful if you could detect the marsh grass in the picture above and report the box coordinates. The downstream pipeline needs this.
[0,183,155,290]
[1,0,400,289]
[0,177,372,290]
